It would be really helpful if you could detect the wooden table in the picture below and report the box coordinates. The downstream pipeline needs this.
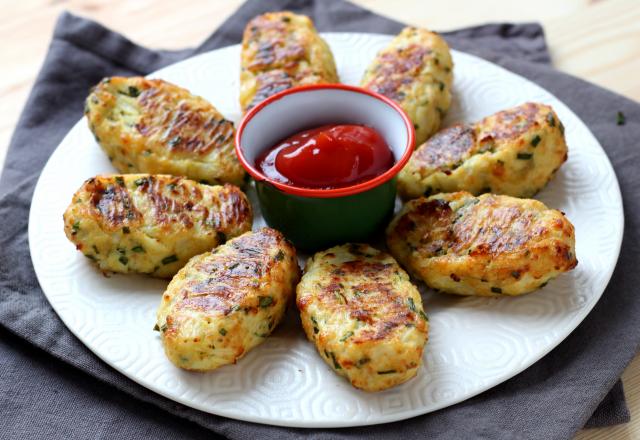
[1,1,638,438]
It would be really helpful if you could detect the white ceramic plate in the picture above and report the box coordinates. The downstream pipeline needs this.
[29,33,623,428]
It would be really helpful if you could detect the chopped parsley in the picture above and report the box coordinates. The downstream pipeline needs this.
[168,136,182,148]
[128,86,140,97]
[377,370,397,375]
[131,245,145,253]
[339,331,354,342]
[517,153,533,160]
[219,328,227,336]
[491,287,503,294]
[258,296,273,308]
[530,135,541,147]
[329,352,341,370]
[546,113,556,127]
[119,255,128,265]
[407,297,417,312]
[617,111,626,126]
[310,316,319,334]
[162,254,178,265]
[153,323,168,332]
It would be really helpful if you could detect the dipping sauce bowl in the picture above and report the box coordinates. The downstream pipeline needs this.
[235,84,415,251]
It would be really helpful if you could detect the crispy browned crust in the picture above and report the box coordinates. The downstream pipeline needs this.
[89,77,234,157]
[362,44,435,101]
[240,12,338,112]
[172,228,300,317]
[243,15,307,70]
[133,82,234,155]
[297,244,424,344]
[480,102,544,140]
[79,175,250,234]
[412,124,475,173]
[249,71,294,109]
[84,178,143,230]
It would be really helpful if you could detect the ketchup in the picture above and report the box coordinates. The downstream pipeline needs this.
[255,124,394,189]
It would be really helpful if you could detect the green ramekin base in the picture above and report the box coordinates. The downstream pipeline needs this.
[256,178,397,252]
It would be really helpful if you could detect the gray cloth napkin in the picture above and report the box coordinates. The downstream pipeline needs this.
[1,0,638,438]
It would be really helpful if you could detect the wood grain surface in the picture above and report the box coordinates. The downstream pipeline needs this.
[1,1,638,438]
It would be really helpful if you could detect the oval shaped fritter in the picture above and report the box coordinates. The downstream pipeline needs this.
[398,102,568,199]
[386,192,577,297]
[240,11,339,113]
[297,243,428,392]
[360,26,453,147]
[63,174,252,278]
[156,228,300,371]
[85,77,245,186]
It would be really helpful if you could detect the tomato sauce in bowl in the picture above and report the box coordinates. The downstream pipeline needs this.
[255,124,394,189]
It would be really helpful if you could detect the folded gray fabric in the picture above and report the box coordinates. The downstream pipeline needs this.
[1,0,638,439]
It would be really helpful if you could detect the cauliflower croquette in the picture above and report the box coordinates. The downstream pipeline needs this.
[240,11,338,112]
[361,26,453,147]
[398,102,568,199]
[297,243,428,391]
[156,228,300,371]
[386,192,577,297]
[63,174,252,278]
[85,77,245,186]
